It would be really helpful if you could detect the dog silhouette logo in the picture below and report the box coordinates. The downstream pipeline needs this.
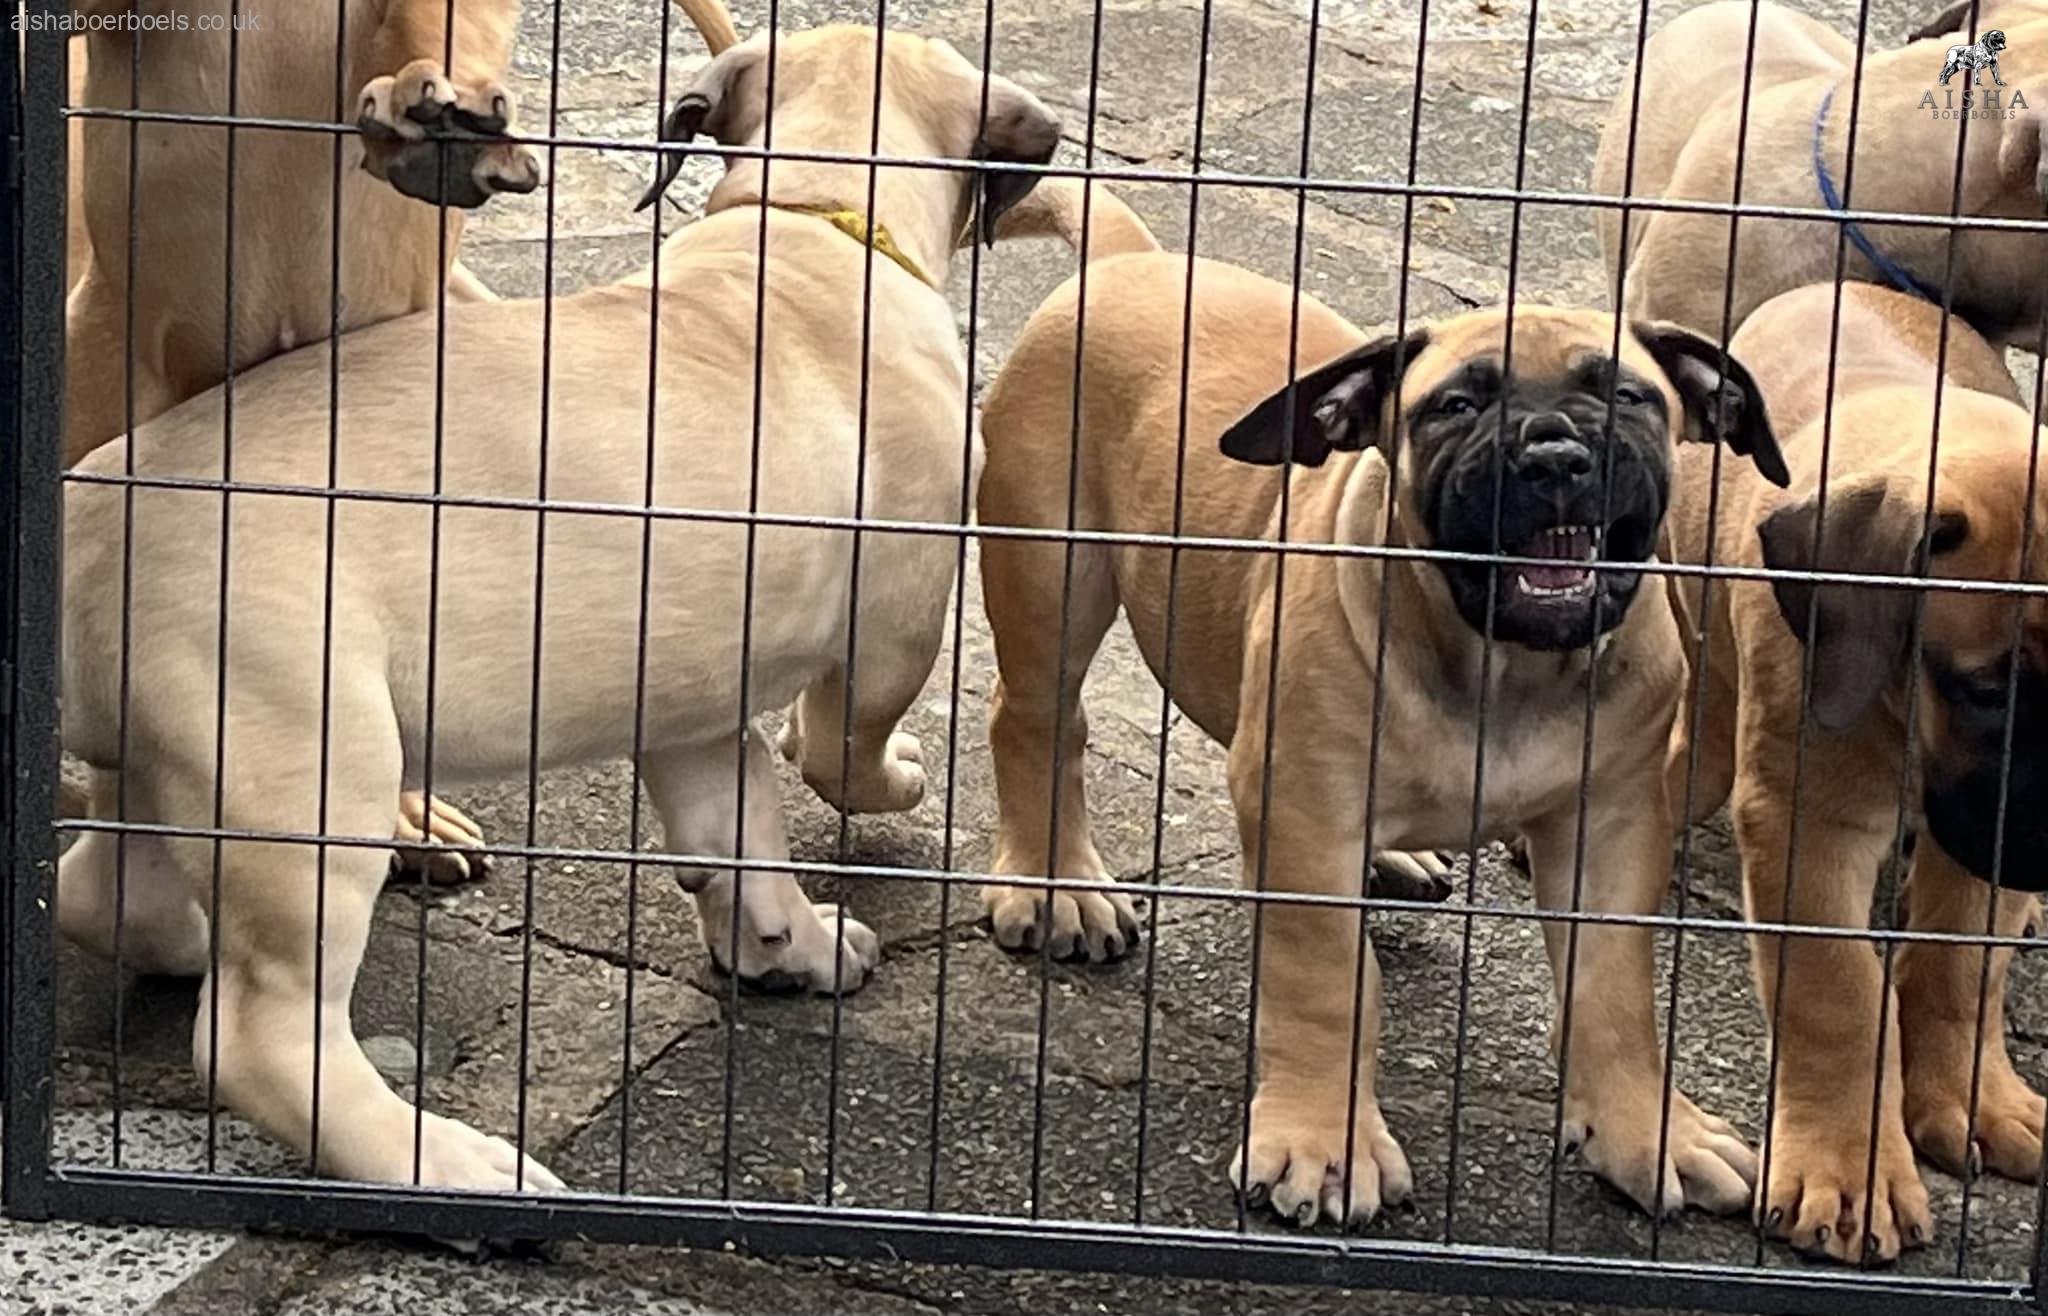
[1940,28,2007,85]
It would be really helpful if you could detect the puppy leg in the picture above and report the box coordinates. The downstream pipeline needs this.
[976,535,1138,963]
[778,528,955,819]
[57,773,209,978]
[1898,843,2045,1182]
[1224,811,1410,1227]
[1525,796,1758,1220]
[644,730,880,995]
[1664,648,1738,831]
[157,692,560,1189]
[1733,767,1933,1263]
[355,0,540,209]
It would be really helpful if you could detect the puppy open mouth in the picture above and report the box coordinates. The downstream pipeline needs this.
[1453,510,1654,651]
[1509,524,1598,602]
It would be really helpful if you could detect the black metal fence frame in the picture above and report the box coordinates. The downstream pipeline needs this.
[7,1,2048,1313]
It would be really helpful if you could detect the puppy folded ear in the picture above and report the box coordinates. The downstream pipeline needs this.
[972,75,1062,248]
[636,42,767,211]
[1631,320,1791,488]
[1756,475,1952,732]
[1217,330,1428,468]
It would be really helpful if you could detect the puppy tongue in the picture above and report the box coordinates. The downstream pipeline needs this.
[1514,526,1594,591]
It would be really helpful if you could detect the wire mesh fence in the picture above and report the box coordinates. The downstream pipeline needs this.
[7,0,2048,1312]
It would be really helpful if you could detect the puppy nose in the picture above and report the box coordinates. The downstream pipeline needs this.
[1514,416,1594,490]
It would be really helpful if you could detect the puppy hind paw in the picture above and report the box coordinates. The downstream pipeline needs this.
[802,731,928,814]
[357,59,543,209]
[983,883,1141,963]
[1367,850,1456,902]
[391,791,492,886]
[412,1112,565,1193]
[1566,1089,1756,1220]
[1909,1068,2046,1182]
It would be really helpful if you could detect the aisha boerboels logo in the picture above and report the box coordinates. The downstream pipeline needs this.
[1922,27,2028,117]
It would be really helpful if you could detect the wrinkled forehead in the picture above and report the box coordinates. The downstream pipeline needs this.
[1397,308,1666,402]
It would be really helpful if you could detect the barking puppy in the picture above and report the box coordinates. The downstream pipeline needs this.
[56,16,1060,1189]
[1666,281,2047,1263]
[1593,1,2048,348]
[61,0,543,876]
[979,182,1787,1225]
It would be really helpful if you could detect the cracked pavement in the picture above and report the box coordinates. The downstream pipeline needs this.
[12,0,2048,1311]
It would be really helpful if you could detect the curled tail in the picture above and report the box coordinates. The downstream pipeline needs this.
[672,0,742,54]
[992,177,1162,261]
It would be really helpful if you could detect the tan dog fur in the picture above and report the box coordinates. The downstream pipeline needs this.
[979,183,1773,1225]
[57,16,1061,1189]
[1666,281,2048,1263]
[1593,0,2048,347]
[58,0,541,877]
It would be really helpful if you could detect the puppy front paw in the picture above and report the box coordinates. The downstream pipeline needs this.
[982,882,1140,963]
[1761,1103,1932,1264]
[357,59,542,208]
[1230,1082,1412,1228]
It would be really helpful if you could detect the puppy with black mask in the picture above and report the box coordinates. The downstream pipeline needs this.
[977,179,1789,1229]
[1665,280,2048,1265]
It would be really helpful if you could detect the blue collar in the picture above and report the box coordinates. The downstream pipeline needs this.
[1813,84,1946,304]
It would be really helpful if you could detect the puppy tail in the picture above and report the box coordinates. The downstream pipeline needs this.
[672,0,742,55]
[991,177,1161,262]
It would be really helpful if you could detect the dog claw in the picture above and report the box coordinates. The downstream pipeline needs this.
[1765,1206,1784,1232]
[1294,1201,1317,1227]
[1969,1141,1985,1178]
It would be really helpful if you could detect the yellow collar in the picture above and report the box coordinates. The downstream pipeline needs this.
[775,204,938,290]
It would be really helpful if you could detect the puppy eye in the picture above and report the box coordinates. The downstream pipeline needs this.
[1612,385,1654,407]
[1433,395,1477,418]
[1962,679,2011,711]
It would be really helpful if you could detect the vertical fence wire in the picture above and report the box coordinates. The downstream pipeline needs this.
[109,12,145,1174]
[622,0,683,1200]
[1859,2,1985,1265]
[1643,0,1761,1266]
[200,0,248,1180]
[1752,0,1878,1270]
[925,0,1002,1218]
[516,0,572,1195]
[6,0,68,1221]
[1343,0,1435,1237]
[721,0,786,1208]
[306,0,352,1182]
[821,0,899,1211]
[1132,0,1219,1232]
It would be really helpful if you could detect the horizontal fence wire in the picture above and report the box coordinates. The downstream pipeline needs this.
[40,102,2048,236]
[50,466,2048,598]
[10,0,2048,1312]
